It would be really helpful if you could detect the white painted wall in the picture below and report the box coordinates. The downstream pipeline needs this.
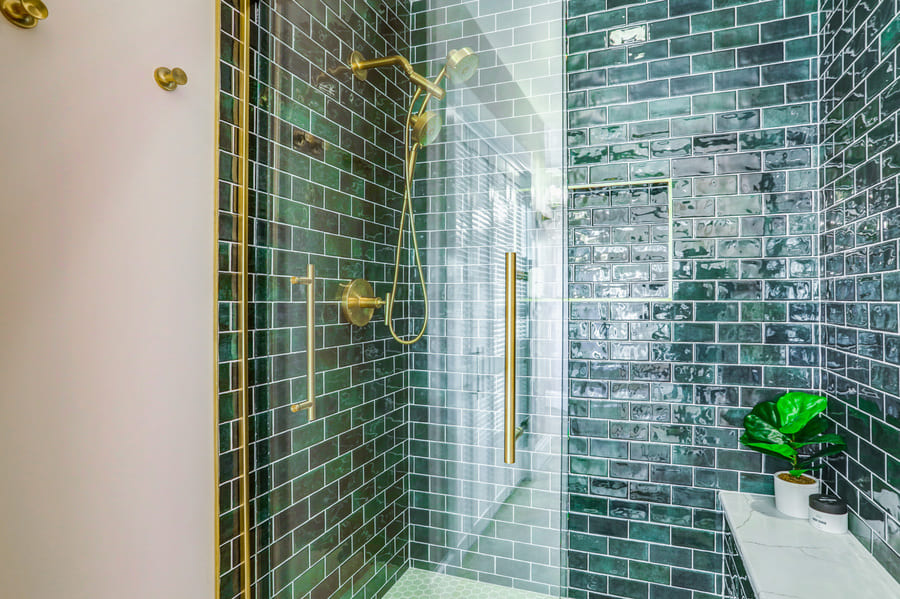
[0,3,216,598]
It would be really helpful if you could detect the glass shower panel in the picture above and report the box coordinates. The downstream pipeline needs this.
[409,0,567,595]
[244,2,412,599]
[238,0,565,597]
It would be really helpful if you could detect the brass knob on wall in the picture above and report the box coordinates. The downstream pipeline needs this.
[341,279,384,327]
[2,0,48,29]
[154,67,188,91]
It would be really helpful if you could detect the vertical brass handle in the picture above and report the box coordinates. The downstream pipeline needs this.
[2,0,48,28]
[504,252,516,464]
[290,264,316,420]
[154,67,189,91]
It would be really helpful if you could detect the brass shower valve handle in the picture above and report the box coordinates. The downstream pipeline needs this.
[154,67,188,91]
[2,0,48,29]
[348,296,385,310]
[341,279,384,327]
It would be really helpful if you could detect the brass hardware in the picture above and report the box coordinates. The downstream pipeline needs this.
[349,51,369,81]
[1,0,47,29]
[289,265,317,420]
[154,67,188,91]
[351,49,477,346]
[505,252,517,464]
[341,278,384,327]
[410,112,443,147]
[445,48,479,83]
[236,1,252,596]
[348,51,446,100]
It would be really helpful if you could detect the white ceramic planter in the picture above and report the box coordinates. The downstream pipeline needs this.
[774,471,820,518]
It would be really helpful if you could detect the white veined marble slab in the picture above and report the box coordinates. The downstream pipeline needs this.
[720,491,900,599]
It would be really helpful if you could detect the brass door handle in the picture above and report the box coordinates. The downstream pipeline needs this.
[290,265,317,420]
[504,252,517,464]
[2,0,48,29]
[154,67,188,91]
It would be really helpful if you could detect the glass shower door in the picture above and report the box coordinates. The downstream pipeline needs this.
[407,0,567,592]
[234,0,566,598]
[408,107,566,595]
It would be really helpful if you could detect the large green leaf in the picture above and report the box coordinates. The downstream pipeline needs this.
[794,414,828,441]
[740,439,796,461]
[749,400,781,428]
[792,433,846,448]
[776,392,827,434]
[743,412,788,445]
[795,443,847,470]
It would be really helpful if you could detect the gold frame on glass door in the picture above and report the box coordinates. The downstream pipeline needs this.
[213,0,221,594]
[237,1,252,598]
[214,0,253,598]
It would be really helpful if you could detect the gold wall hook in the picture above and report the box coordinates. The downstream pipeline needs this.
[2,0,48,29]
[154,67,188,91]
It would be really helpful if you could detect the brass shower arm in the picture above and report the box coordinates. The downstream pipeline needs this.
[351,54,408,73]
[350,52,446,100]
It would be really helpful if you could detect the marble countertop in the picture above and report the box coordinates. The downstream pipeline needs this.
[720,492,900,599]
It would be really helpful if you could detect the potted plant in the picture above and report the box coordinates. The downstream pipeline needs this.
[740,391,846,518]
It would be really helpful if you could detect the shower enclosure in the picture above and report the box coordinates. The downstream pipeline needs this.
[215,1,567,598]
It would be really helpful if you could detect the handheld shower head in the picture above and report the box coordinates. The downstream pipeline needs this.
[445,48,478,83]
[410,112,442,147]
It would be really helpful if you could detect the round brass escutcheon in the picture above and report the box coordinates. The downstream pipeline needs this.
[2,0,48,29]
[341,279,384,327]
[349,51,368,81]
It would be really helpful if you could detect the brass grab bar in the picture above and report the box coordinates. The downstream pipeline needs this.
[505,252,516,464]
[290,264,317,420]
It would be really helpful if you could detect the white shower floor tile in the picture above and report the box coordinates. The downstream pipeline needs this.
[383,568,554,599]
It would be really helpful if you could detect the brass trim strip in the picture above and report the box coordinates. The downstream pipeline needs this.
[238,0,252,596]
[290,264,317,420]
[213,0,222,595]
[504,252,516,465]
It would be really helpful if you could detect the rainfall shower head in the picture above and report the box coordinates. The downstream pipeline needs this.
[410,112,442,147]
[445,48,478,83]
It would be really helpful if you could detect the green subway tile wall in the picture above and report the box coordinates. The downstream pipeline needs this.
[217,1,412,598]
[820,0,900,583]
[565,1,819,598]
